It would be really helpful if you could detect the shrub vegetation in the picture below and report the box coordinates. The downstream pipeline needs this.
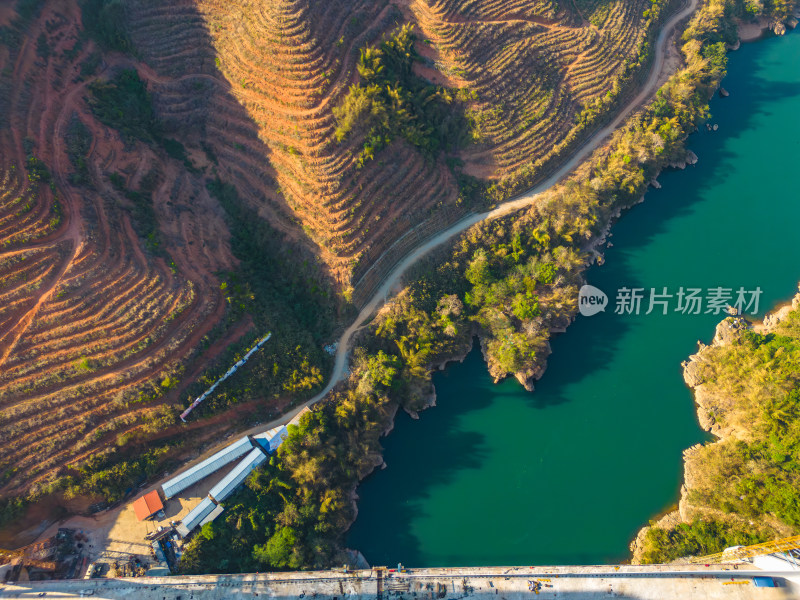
[641,310,800,562]
[180,0,753,571]
[80,0,132,53]
[334,24,475,167]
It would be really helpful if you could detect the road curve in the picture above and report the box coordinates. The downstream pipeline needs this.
[0,1,704,552]
[303,0,699,407]
[278,0,700,419]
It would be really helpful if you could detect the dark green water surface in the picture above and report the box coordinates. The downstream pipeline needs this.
[347,30,800,567]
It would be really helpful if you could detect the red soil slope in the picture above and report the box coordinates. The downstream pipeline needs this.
[0,1,237,496]
[0,0,661,498]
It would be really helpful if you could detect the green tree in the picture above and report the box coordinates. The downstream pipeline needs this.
[253,526,299,569]
[512,293,540,321]
[81,0,132,53]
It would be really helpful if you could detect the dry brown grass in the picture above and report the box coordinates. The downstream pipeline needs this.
[0,0,661,497]
[125,0,656,291]
[410,0,652,178]
[128,0,463,288]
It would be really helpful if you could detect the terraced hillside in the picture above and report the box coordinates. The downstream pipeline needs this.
[126,0,463,292]
[0,1,236,498]
[0,0,670,505]
[127,0,666,293]
[409,0,663,195]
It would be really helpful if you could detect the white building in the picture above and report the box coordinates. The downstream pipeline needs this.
[176,497,217,538]
[208,448,268,503]
[161,436,253,498]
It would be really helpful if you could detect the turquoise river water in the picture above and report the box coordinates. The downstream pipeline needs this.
[347,30,800,566]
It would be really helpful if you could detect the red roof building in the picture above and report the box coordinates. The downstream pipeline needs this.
[132,490,164,521]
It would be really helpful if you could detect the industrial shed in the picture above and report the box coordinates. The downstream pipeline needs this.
[253,425,288,453]
[132,490,164,521]
[161,436,253,498]
[208,448,267,503]
[199,504,224,527]
[175,497,216,538]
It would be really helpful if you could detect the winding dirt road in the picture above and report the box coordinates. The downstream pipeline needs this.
[179,0,699,436]
[303,0,699,406]
[10,1,702,550]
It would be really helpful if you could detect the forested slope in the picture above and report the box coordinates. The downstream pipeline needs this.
[636,299,800,563]
[2,0,793,563]
[0,0,674,515]
[178,0,800,573]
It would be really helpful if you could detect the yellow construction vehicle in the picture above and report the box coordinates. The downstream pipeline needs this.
[688,533,800,564]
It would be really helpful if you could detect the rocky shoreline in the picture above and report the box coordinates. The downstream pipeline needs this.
[737,14,798,41]
[627,14,800,562]
[630,290,800,563]
[344,8,800,558]
[359,5,800,398]
[342,333,475,542]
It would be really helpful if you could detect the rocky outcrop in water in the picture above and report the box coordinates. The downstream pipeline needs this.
[758,294,799,329]
[631,291,800,563]
[669,149,698,169]
[514,350,551,392]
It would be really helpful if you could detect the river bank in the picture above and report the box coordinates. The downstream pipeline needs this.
[627,14,800,562]
[738,14,799,41]
[176,0,800,572]
[347,2,800,566]
[631,289,800,563]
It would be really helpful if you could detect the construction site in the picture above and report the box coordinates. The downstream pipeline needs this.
[1,561,799,600]
[2,516,800,598]
[0,407,305,586]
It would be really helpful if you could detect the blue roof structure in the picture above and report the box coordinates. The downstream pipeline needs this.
[199,504,224,527]
[753,577,776,588]
[253,425,288,453]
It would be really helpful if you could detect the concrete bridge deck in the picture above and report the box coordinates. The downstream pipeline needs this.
[2,564,798,599]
